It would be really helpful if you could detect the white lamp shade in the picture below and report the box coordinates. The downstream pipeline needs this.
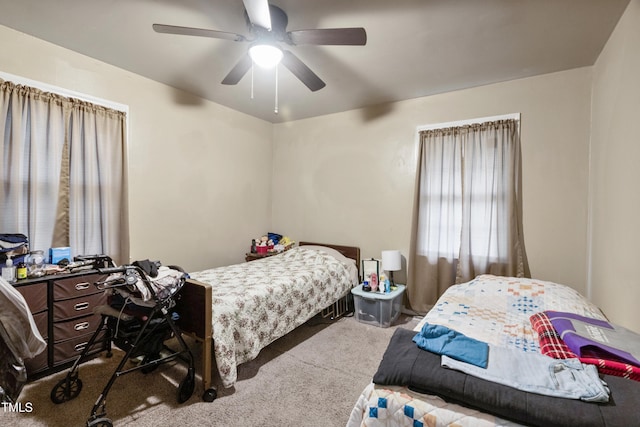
[381,250,401,271]
[249,44,283,68]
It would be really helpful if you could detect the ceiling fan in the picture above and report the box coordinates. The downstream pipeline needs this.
[153,0,367,92]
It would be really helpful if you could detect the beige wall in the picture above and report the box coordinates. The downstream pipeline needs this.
[273,68,593,295]
[5,9,635,328]
[0,25,273,272]
[589,0,640,332]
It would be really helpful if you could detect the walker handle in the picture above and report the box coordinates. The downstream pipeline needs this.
[97,266,127,275]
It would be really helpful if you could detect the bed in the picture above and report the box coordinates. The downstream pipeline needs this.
[347,274,640,427]
[175,242,360,396]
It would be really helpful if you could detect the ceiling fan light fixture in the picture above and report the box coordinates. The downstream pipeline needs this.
[249,43,283,68]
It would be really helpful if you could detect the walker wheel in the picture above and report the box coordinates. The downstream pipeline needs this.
[177,372,195,403]
[202,387,217,402]
[51,376,83,404]
[87,417,113,427]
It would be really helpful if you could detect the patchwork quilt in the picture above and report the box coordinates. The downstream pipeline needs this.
[417,274,607,352]
[348,382,523,427]
[190,246,357,388]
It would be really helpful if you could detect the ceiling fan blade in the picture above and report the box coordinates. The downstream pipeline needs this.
[242,0,272,30]
[221,54,253,85]
[288,28,367,46]
[153,24,246,42]
[281,51,326,92]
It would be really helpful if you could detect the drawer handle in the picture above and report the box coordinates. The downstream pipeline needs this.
[74,302,90,311]
[74,322,90,331]
[75,342,88,352]
[75,282,91,291]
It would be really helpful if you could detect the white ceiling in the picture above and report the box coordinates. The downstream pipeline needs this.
[0,0,630,123]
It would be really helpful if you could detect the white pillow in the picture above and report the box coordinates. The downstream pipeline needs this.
[297,245,360,284]
[299,245,352,263]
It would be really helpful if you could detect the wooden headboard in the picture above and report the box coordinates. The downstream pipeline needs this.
[298,241,361,276]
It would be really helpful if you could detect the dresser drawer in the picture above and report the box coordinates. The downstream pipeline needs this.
[53,330,106,365]
[53,291,108,321]
[31,310,49,340]
[53,312,104,343]
[25,347,49,376]
[25,310,50,376]
[15,282,47,314]
[53,273,106,301]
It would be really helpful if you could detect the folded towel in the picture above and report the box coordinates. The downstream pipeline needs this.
[413,322,489,368]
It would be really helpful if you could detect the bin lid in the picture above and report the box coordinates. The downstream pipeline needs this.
[351,284,405,299]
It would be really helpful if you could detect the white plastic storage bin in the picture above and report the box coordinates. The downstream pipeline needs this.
[351,284,405,328]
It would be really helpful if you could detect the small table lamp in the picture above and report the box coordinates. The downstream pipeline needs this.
[381,250,401,288]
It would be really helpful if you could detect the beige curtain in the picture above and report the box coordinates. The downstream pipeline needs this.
[67,100,129,265]
[0,79,129,265]
[408,119,529,313]
[1,81,67,252]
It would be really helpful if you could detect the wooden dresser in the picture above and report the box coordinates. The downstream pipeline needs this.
[13,270,110,380]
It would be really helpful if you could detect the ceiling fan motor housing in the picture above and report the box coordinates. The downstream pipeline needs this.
[246,5,290,44]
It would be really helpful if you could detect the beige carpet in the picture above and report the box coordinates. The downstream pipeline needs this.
[3,314,421,427]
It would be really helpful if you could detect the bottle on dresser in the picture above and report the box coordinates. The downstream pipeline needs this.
[16,260,27,280]
[1,255,17,283]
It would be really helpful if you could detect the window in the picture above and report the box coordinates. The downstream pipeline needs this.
[407,114,529,311]
[0,73,130,264]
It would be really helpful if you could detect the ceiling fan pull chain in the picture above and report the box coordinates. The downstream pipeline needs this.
[250,61,255,100]
[274,65,279,114]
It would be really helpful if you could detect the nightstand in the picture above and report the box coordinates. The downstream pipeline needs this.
[245,252,279,262]
[351,284,405,328]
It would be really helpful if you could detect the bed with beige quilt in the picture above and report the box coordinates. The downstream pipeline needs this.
[347,274,640,427]
[176,242,359,396]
